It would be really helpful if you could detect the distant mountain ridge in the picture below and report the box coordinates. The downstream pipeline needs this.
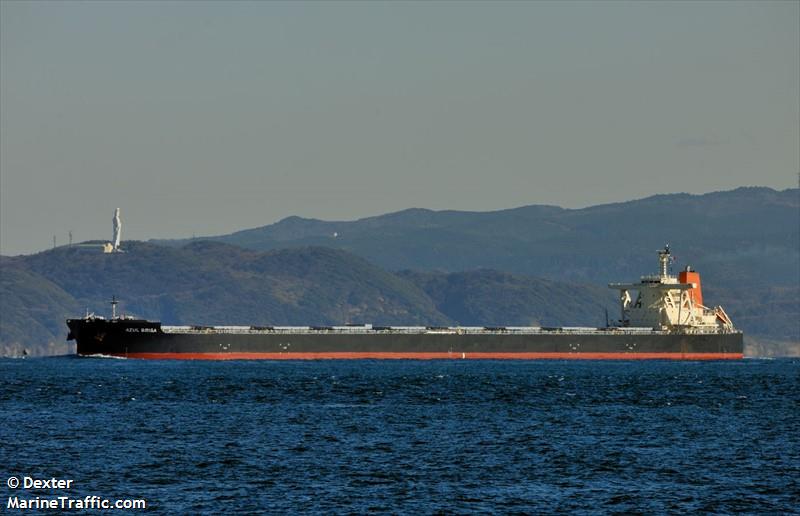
[154,187,798,283]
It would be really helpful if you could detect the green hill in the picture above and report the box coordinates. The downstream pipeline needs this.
[0,260,81,356]
[0,243,617,356]
[400,269,615,328]
[11,241,450,328]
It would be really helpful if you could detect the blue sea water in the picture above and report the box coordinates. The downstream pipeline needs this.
[1,358,798,514]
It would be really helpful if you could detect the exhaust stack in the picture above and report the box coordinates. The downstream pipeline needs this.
[678,266,703,306]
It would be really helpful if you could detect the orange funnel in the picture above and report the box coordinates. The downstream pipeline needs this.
[678,269,703,306]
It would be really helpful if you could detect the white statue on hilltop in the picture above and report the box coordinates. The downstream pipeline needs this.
[113,208,122,251]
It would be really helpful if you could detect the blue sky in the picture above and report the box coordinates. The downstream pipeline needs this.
[1,1,798,255]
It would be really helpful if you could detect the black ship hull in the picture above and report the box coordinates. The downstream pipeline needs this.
[68,319,744,360]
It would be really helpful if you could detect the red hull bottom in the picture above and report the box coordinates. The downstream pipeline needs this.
[96,352,744,360]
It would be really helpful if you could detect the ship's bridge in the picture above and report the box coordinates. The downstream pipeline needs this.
[609,246,734,333]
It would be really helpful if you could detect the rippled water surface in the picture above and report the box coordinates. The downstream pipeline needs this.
[1,358,798,513]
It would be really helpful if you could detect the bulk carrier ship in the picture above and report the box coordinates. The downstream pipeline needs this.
[67,246,743,360]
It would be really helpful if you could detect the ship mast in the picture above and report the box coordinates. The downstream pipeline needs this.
[658,244,671,278]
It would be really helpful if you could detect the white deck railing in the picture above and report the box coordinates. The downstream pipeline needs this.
[160,325,681,336]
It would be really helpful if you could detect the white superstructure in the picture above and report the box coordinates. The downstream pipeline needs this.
[609,246,734,333]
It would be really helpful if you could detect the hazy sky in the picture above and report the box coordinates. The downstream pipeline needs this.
[2,1,798,255]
